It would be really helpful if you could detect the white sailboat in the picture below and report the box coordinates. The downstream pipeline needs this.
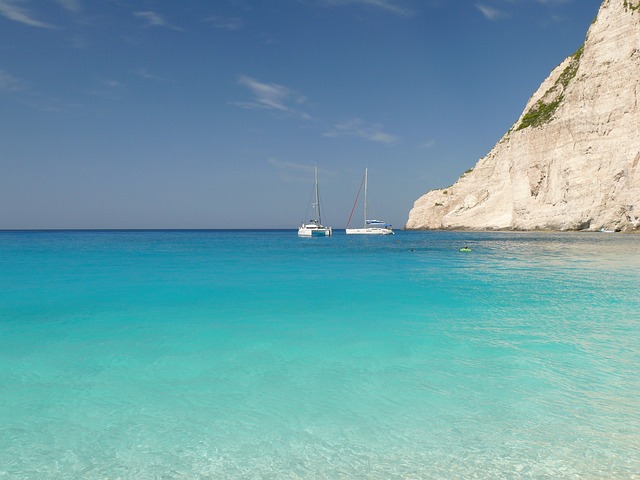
[346,168,394,235]
[298,166,333,237]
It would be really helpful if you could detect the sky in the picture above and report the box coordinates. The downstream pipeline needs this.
[1,0,603,229]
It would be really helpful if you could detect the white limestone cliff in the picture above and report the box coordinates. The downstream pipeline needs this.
[406,0,640,231]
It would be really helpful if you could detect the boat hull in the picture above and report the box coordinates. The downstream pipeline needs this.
[345,227,394,235]
[298,226,332,237]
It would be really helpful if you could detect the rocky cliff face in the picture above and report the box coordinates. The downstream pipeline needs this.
[406,0,640,231]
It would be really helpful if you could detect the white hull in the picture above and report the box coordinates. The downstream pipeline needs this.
[298,225,332,237]
[346,227,394,235]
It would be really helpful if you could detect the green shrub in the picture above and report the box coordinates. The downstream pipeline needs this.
[516,44,582,131]
[517,99,561,130]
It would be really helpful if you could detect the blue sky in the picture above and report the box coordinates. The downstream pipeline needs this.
[1,0,601,229]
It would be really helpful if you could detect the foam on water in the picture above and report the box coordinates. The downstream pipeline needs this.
[1,230,639,479]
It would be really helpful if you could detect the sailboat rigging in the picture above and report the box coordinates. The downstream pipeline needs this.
[345,168,393,235]
[298,166,333,237]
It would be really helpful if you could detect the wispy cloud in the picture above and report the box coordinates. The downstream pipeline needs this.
[325,119,399,145]
[87,78,126,100]
[269,158,315,174]
[202,15,243,31]
[134,11,165,26]
[269,158,313,183]
[133,68,174,83]
[269,158,337,182]
[56,0,81,13]
[235,75,310,119]
[477,0,571,21]
[134,10,182,30]
[476,4,508,21]
[103,79,124,88]
[420,139,436,149]
[320,0,413,16]
[0,70,26,92]
[0,70,75,112]
[0,0,55,28]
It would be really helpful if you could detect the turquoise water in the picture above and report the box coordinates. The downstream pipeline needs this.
[1,230,639,479]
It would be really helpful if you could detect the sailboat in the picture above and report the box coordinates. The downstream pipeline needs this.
[345,168,394,235]
[298,166,333,237]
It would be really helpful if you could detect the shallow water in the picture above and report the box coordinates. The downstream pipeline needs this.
[1,230,639,479]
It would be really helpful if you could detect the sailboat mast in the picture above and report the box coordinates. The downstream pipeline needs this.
[314,166,321,224]
[363,167,368,227]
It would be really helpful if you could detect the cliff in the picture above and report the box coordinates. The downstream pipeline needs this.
[406,0,640,231]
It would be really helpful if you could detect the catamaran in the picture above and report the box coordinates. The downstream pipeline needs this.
[345,168,394,235]
[298,166,333,237]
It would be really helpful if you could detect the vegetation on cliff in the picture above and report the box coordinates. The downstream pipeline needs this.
[623,0,640,12]
[517,45,584,130]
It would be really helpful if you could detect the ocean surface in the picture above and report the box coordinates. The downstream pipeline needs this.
[1,230,639,479]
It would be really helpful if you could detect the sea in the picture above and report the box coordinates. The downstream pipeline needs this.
[0,229,638,479]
